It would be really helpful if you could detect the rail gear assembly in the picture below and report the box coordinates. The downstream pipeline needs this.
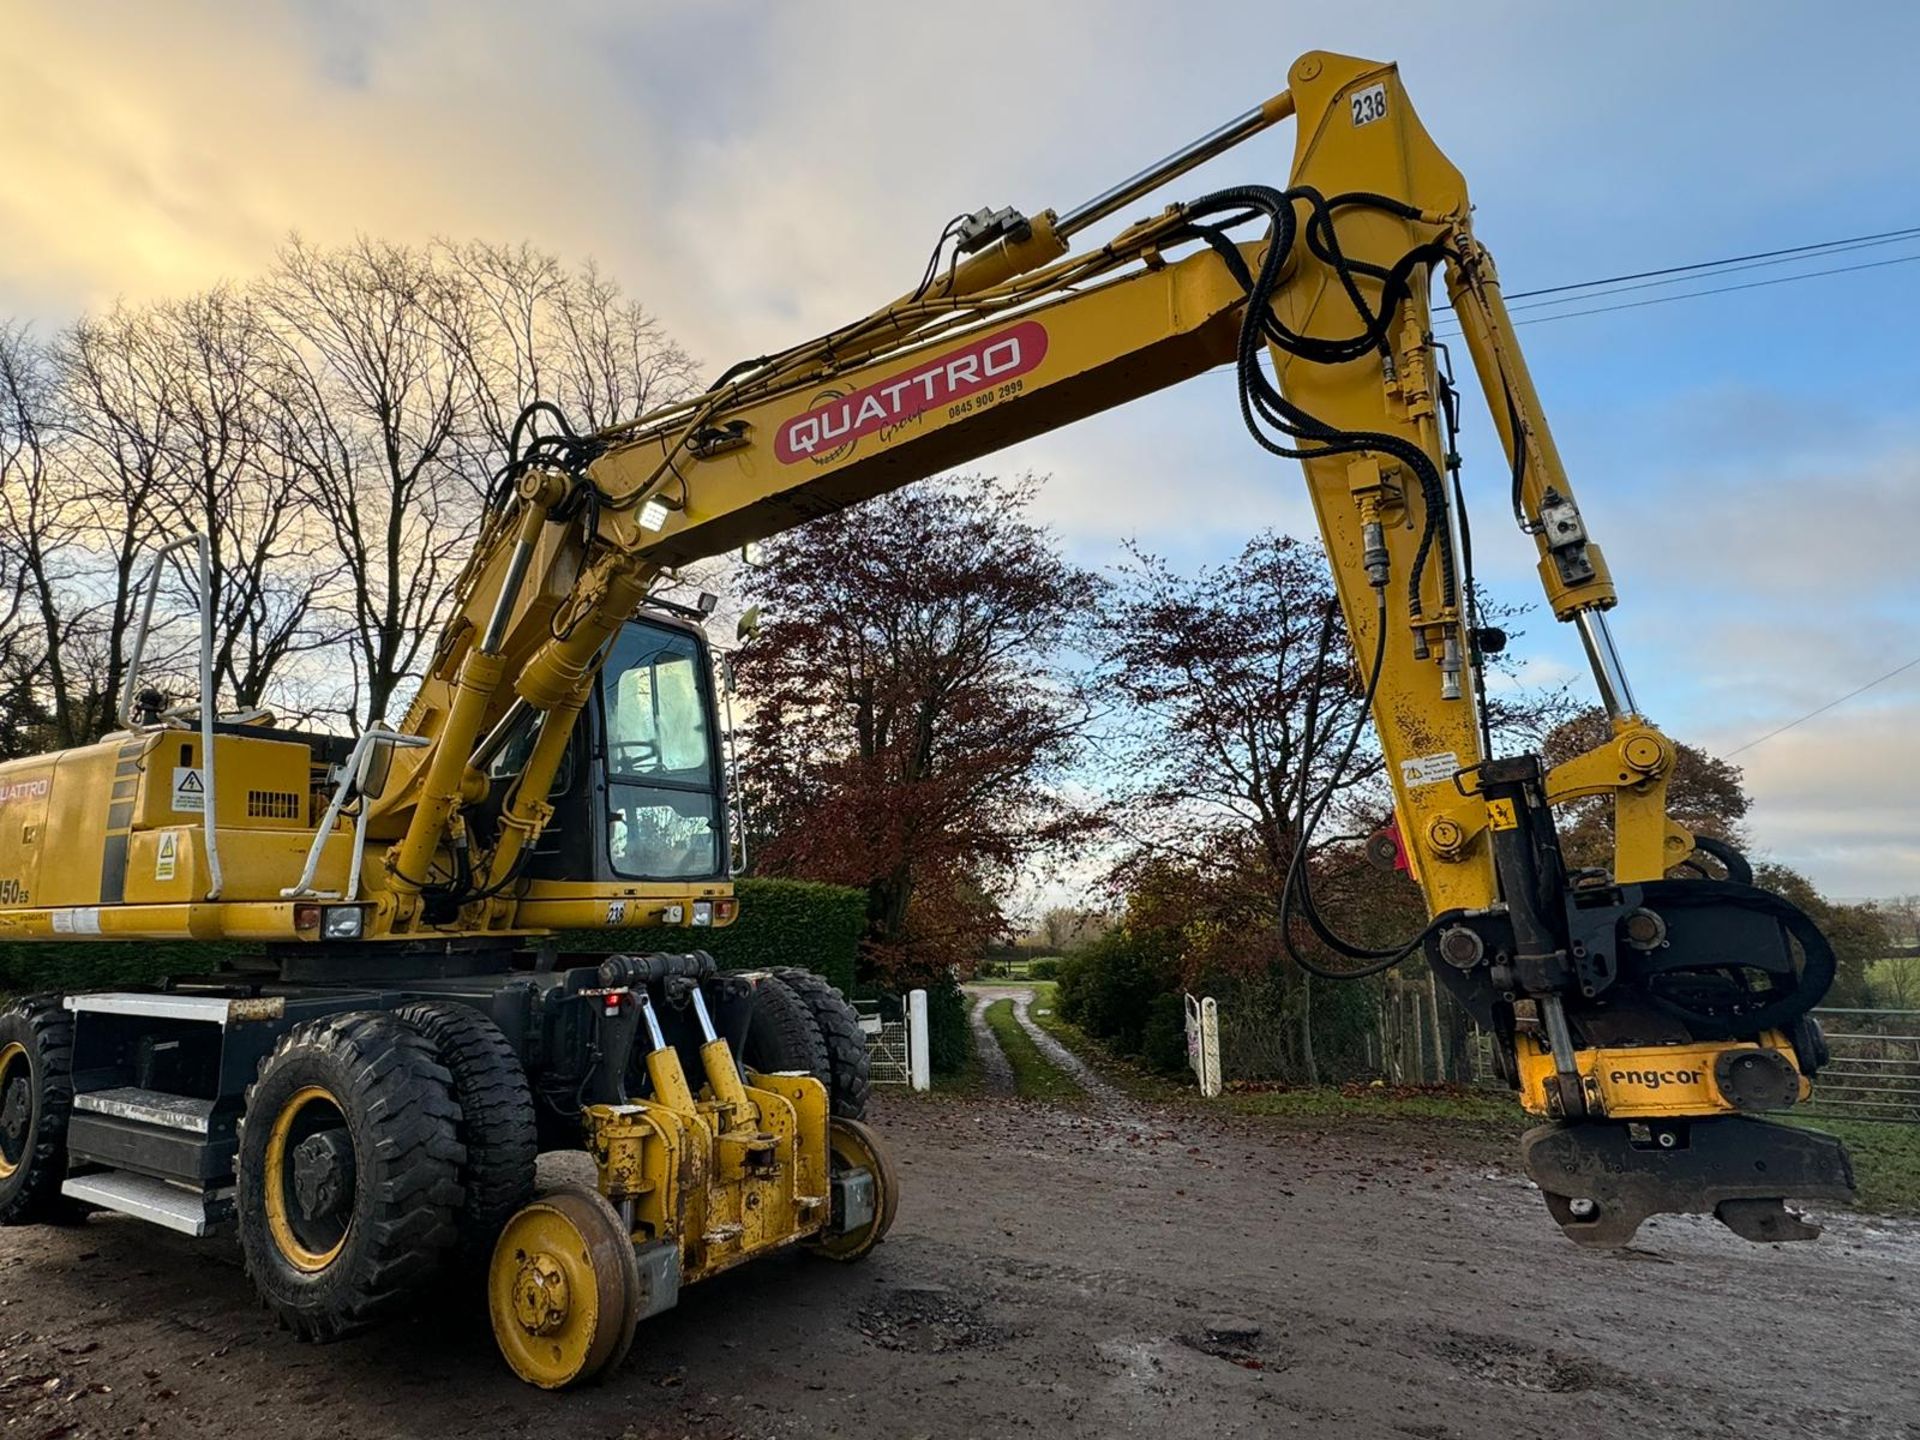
[0,50,1853,1385]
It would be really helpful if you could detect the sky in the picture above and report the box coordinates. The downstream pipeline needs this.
[3,1,1917,898]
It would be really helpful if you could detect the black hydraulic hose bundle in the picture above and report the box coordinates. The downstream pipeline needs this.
[1174,185,1457,621]
[1174,184,1464,976]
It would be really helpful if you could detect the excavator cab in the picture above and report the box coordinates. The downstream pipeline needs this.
[477,610,733,889]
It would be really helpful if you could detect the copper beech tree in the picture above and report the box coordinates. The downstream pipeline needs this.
[732,474,1100,988]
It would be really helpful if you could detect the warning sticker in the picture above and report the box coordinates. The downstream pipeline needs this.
[155,831,179,881]
[51,907,103,935]
[1399,751,1459,789]
[172,767,205,813]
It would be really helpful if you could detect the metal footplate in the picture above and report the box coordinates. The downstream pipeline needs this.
[1522,1116,1856,1248]
[63,1170,234,1236]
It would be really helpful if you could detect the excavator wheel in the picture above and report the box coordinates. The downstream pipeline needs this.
[488,1184,641,1389]
[0,996,75,1227]
[807,1116,899,1262]
[771,968,872,1120]
[237,1011,465,1341]
[396,1002,538,1273]
[742,974,831,1084]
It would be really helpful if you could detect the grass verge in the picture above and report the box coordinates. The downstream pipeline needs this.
[982,998,1082,1102]
[1024,997,1183,1102]
[1787,1116,1920,1214]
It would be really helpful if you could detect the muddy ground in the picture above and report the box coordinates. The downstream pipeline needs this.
[3,1044,1917,1438]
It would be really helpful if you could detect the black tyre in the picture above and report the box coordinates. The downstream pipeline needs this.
[0,996,74,1226]
[237,1011,465,1341]
[743,974,831,1084]
[771,969,871,1120]
[396,1002,538,1271]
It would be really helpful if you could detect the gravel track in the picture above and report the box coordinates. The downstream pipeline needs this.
[2,1052,1914,1437]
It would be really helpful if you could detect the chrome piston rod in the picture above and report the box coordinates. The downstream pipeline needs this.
[1055,89,1296,241]
[1575,608,1641,721]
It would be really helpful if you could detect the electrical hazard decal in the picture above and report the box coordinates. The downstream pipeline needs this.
[775,320,1048,465]
[155,832,179,882]
[605,900,627,925]
[172,767,205,813]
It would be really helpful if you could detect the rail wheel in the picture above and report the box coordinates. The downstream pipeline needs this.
[771,969,872,1120]
[237,1011,465,1340]
[488,1184,640,1389]
[807,1116,898,1262]
[0,996,73,1226]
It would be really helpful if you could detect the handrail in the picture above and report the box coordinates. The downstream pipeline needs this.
[120,535,223,900]
[281,729,431,902]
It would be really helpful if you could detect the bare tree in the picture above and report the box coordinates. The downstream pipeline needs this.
[265,237,477,728]
[4,234,696,744]
[145,287,339,712]
[52,303,181,741]
[437,240,698,451]
[0,323,61,756]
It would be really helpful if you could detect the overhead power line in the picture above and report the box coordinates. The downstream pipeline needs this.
[1461,224,1920,305]
[1724,655,1920,758]
[1498,230,1920,314]
[1198,221,1920,375]
[1430,250,1920,337]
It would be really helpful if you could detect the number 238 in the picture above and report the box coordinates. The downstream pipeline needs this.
[1350,85,1387,127]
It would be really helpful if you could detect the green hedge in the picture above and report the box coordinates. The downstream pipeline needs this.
[0,876,865,999]
[0,940,244,994]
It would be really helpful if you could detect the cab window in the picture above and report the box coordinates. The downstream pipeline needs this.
[600,623,721,879]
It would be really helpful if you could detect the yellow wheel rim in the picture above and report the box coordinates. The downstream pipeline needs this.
[263,1084,351,1272]
[488,1186,638,1390]
[0,1041,29,1180]
[811,1116,899,1261]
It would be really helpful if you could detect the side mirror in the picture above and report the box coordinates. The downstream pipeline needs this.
[356,735,398,801]
[735,605,761,643]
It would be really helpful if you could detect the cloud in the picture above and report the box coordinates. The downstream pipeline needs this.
[1731,703,1920,898]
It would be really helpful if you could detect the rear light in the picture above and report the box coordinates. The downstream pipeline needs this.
[294,903,322,930]
[713,897,739,925]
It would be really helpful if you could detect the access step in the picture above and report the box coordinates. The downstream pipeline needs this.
[63,1170,233,1237]
[74,1087,217,1133]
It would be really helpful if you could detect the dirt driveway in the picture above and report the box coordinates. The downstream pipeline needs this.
[2,1086,1916,1438]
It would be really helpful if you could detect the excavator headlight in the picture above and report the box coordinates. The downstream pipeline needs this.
[321,905,365,940]
[691,901,713,928]
[638,498,671,532]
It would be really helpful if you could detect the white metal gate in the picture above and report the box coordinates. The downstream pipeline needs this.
[860,1001,911,1086]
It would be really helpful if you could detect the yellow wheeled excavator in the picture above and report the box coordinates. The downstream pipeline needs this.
[0,49,1854,1387]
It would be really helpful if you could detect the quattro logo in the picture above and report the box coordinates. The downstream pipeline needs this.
[1608,1068,1704,1091]
[775,320,1048,465]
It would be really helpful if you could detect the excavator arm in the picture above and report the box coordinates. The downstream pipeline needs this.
[372,50,1854,1245]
